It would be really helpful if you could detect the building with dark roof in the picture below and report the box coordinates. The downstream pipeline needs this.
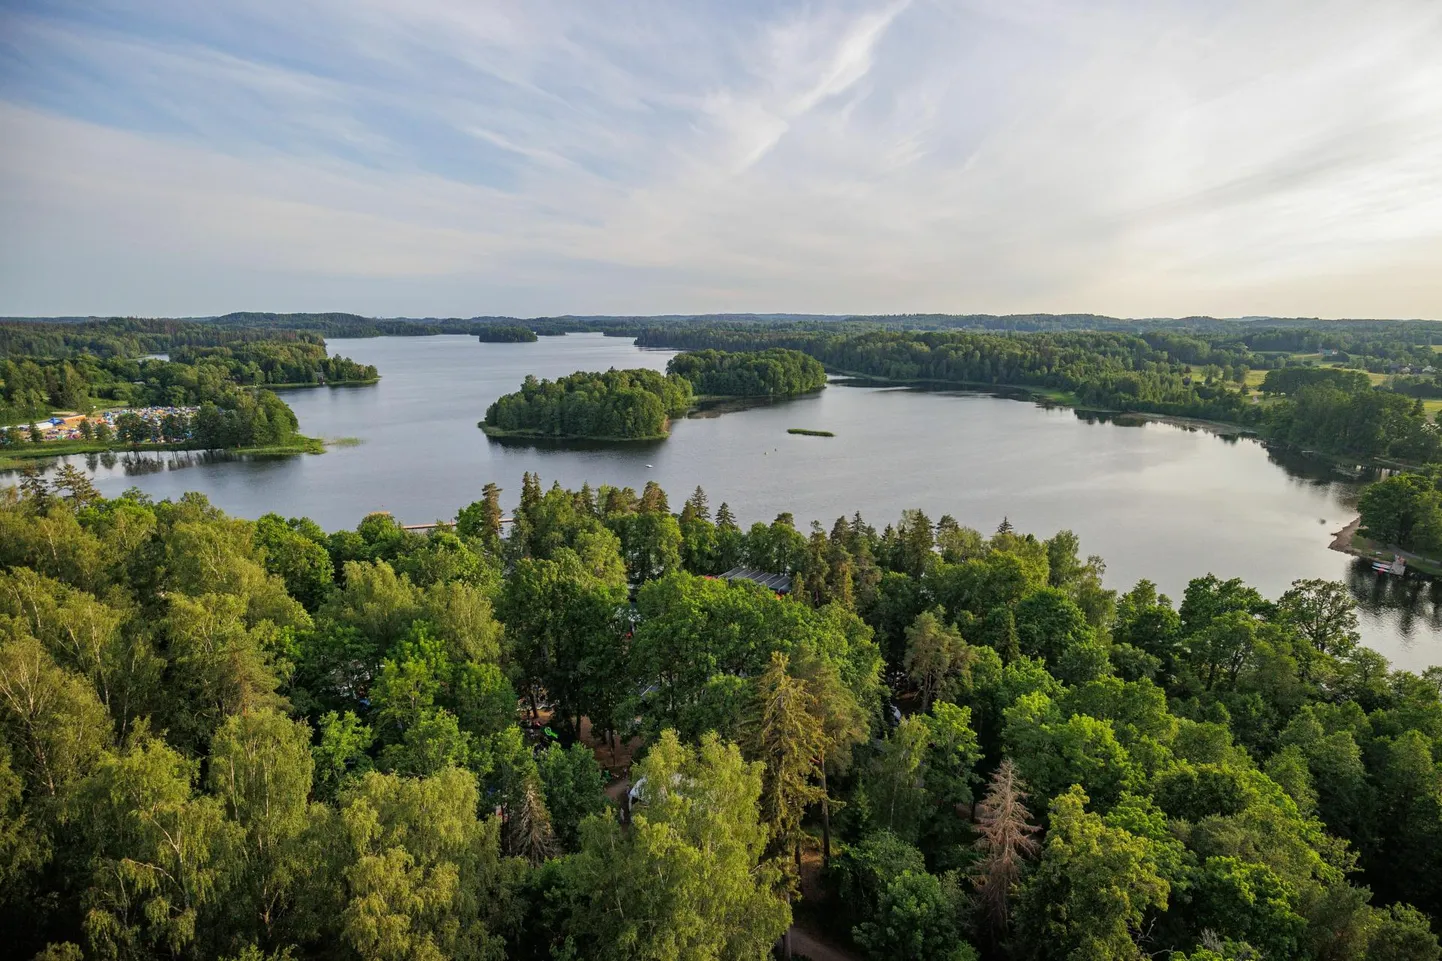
[719,566,792,594]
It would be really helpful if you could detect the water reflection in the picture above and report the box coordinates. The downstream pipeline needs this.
[1346,558,1442,638]
[1,448,299,480]
[482,434,668,454]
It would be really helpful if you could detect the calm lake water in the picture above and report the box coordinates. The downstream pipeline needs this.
[14,334,1442,671]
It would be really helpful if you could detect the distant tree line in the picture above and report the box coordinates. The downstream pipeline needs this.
[169,341,378,386]
[0,318,323,359]
[642,327,1262,423]
[482,369,694,439]
[637,327,1442,465]
[667,348,827,396]
[477,325,539,343]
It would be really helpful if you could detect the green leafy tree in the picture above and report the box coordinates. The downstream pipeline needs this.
[77,728,243,961]
[553,731,789,961]
[537,743,608,852]
[904,608,967,711]
[1367,903,1442,961]
[336,766,519,961]
[853,869,977,961]
[861,716,930,842]
[1014,786,1169,961]
[0,633,110,800]
[1277,578,1360,655]
[207,708,324,949]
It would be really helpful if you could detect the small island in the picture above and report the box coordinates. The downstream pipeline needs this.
[667,347,827,396]
[480,368,693,440]
[787,427,834,437]
[476,325,538,343]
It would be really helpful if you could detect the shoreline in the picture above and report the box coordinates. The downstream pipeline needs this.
[0,435,326,471]
[1329,515,1442,578]
[267,378,380,390]
[479,422,671,442]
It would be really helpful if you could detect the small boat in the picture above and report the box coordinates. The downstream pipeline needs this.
[1372,555,1407,576]
[646,464,653,468]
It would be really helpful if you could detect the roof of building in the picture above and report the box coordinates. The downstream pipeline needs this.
[719,566,792,593]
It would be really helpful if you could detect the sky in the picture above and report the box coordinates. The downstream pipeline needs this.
[1,0,1440,320]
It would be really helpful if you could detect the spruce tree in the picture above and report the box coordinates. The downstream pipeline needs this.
[744,652,825,870]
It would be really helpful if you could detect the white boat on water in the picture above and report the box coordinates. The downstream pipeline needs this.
[1372,555,1406,576]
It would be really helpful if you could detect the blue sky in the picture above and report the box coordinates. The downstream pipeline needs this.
[1,0,1440,318]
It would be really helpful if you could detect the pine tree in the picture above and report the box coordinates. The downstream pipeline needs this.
[999,608,1020,663]
[480,482,504,543]
[715,501,737,530]
[52,464,100,509]
[520,472,541,514]
[997,516,1015,535]
[904,609,965,711]
[17,466,51,510]
[638,481,669,514]
[972,758,1041,935]
[575,482,596,516]
[680,485,710,523]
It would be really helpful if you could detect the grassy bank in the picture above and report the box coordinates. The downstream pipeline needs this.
[824,366,1090,409]
[479,422,669,442]
[0,435,325,471]
[787,428,834,437]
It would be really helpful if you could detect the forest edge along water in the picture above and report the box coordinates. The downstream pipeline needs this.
[5,332,1441,671]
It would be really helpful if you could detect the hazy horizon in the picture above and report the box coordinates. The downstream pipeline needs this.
[3,1,1440,319]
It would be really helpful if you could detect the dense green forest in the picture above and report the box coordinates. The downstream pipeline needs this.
[0,332,382,456]
[477,326,539,343]
[2,472,1441,961]
[0,319,327,359]
[481,369,694,440]
[0,340,378,454]
[636,326,1442,465]
[667,348,828,396]
[168,342,378,387]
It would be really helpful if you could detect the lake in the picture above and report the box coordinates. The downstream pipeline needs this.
[15,333,1442,671]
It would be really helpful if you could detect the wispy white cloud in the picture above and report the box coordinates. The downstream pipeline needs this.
[0,0,1440,317]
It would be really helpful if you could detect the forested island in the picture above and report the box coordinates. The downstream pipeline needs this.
[477,325,539,343]
[1,474,1440,961]
[667,347,827,396]
[480,368,694,440]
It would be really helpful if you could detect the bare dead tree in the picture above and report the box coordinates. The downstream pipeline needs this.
[972,758,1042,934]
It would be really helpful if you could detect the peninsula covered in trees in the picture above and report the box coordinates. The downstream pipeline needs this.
[666,347,828,397]
[168,341,379,387]
[638,325,1442,467]
[480,368,694,440]
[2,472,1441,961]
[0,325,382,462]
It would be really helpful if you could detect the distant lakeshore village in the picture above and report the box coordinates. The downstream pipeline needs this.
[2,406,199,444]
